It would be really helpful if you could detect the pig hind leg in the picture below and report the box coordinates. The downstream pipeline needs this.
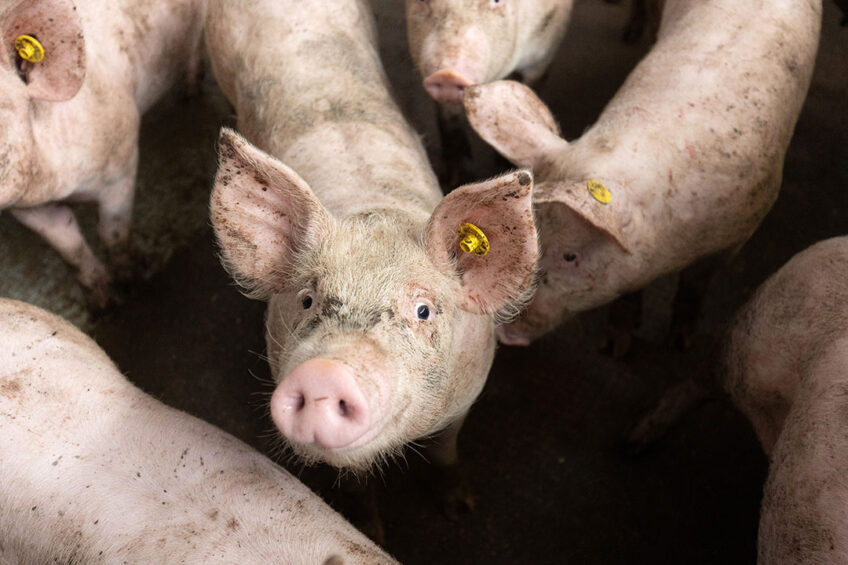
[11,204,111,309]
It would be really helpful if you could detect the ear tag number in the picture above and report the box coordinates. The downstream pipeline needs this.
[458,223,490,256]
[587,180,611,204]
[15,35,45,63]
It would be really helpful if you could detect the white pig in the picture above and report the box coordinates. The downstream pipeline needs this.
[205,0,538,470]
[0,298,397,564]
[463,0,821,345]
[406,0,574,104]
[723,236,848,564]
[0,0,204,307]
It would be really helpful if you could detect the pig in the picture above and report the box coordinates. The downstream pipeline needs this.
[0,0,204,308]
[0,298,397,564]
[463,0,821,346]
[204,0,538,471]
[405,0,574,185]
[722,236,848,564]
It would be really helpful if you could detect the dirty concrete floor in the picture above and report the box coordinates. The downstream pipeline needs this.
[6,1,847,563]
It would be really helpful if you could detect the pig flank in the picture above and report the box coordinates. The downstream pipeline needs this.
[721,237,848,564]
[0,299,397,564]
[465,0,821,343]
[206,0,537,470]
[0,0,204,305]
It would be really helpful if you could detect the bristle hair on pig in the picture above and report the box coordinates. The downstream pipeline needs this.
[464,0,821,345]
[722,236,848,564]
[205,0,538,471]
[0,298,397,564]
[0,0,204,307]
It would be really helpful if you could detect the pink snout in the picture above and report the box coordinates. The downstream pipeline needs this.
[423,69,472,104]
[270,359,370,450]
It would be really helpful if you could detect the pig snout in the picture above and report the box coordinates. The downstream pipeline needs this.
[270,359,370,450]
[423,69,472,104]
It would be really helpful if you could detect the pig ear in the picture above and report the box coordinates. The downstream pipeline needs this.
[463,80,567,170]
[425,170,539,317]
[4,0,86,101]
[210,128,332,299]
[540,179,633,253]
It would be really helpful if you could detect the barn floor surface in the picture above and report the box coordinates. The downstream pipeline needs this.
[12,1,847,563]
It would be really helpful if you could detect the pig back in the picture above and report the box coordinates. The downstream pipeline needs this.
[568,0,821,268]
[0,298,397,564]
[723,236,848,454]
[206,0,441,218]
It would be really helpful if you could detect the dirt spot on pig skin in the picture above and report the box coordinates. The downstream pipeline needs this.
[226,517,240,531]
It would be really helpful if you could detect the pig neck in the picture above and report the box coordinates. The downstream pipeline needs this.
[225,4,443,221]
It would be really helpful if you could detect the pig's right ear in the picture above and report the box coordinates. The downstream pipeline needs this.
[210,129,331,300]
[426,170,539,319]
[463,80,567,170]
[4,0,86,101]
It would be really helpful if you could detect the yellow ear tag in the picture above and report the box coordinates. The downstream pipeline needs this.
[587,180,611,205]
[15,35,45,63]
[458,223,490,256]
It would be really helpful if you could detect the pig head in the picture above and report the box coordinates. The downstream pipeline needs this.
[406,0,573,104]
[211,129,538,470]
[0,0,85,205]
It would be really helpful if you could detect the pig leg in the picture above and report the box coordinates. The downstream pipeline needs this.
[669,247,738,350]
[624,372,712,455]
[600,290,643,358]
[10,204,111,309]
[437,104,472,190]
[423,416,475,520]
[96,165,137,282]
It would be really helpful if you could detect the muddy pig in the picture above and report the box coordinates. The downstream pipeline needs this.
[0,0,204,308]
[406,0,573,185]
[463,0,821,345]
[0,298,397,564]
[205,0,538,471]
[723,236,848,564]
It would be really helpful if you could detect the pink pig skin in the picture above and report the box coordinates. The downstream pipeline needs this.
[464,0,821,345]
[0,298,397,564]
[0,0,204,308]
[723,236,848,564]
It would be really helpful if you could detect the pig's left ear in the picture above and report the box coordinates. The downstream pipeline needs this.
[463,80,567,170]
[425,170,539,317]
[4,0,86,101]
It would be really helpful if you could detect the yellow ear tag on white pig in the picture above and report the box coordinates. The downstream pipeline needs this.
[587,180,611,205]
[458,223,490,257]
[15,35,45,63]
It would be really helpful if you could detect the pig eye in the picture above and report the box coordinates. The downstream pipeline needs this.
[301,293,314,309]
[416,303,431,320]
[563,252,578,263]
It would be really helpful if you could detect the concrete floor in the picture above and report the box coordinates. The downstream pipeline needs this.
[3,1,847,563]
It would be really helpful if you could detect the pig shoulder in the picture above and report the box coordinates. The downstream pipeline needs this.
[723,237,848,453]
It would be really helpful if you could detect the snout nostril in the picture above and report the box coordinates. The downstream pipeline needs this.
[338,399,349,418]
[282,392,305,413]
